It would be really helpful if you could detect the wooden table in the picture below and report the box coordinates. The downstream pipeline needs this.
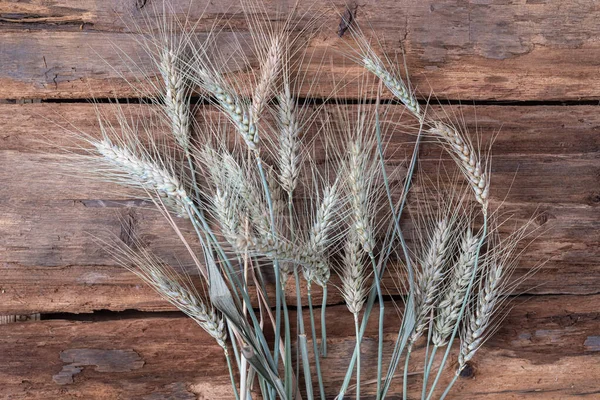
[1,1,599,398]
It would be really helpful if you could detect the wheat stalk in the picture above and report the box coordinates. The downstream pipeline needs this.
[432,229,479,347]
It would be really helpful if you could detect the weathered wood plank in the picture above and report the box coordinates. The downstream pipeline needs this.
[1,102,599,313]
[1,296,599,399]
[1,1,600,100]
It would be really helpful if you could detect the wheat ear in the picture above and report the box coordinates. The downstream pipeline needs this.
[362,56,421,119]
[213,188,243,251]
[458,259,505,368]
[112,245,227,349]
[149,269,228,349]
[195,68,258,149]
[341,232,369,315]
[277,86,300,194]
[429,122,489,210]
[411,218,453,343]
[94,139,190,217]
[266,166,286,216]
[305,184,339,286]
[203,148,271,237]
[159,48,191,149]
[432,229,479,347]
[252,35,282,123]
[348,141,375,253]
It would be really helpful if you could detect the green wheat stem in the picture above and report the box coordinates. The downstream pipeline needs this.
[354,312,362,400]
[308,284,326,400]
[282,293,293,400]
[439,373,461,400]
[422,345,438,399]
[402,347,412,400]
[420,315,435,398]
[224,349,241,400]
[368,253,385,400]
[377,123,424,400]
[287,196,305,399]
[321,286,328,357]
[227,324,241,370]
[254,151,283,371]
[295,269,313,397]
[299,334,314,400]
[337,276,379,398]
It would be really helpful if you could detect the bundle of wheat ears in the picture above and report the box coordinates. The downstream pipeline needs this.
[60,1,539,399]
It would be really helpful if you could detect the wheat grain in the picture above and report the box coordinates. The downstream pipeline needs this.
[432,229,479,347]
[213,188,243,250]
[94,138,190,217]
[341,232,368,315]
[458,259,504,368]
[252,35,282,122]
[159,48,191,149]
[428,122,489,210]
[195,68,258,149]
[362,56,421,119]
[410,218,452,343]
[266,166,286,216]
[277,88,300,194]
[348,141,375,253]
[307,184,340,258]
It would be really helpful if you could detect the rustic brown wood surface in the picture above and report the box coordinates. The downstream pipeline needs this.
[1,103,599,314]
[1,1,600,100]
[2,1,600,399]
[2,296,600,399]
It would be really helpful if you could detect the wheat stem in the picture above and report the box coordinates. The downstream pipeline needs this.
[321,289,328,357]
[402,347,411,400]
[308,283,326,400]
[354,312,361,400]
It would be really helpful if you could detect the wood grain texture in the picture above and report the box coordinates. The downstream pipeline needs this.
[1,1,600,100]
[1,102,598,314]
[1,295,600,399]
